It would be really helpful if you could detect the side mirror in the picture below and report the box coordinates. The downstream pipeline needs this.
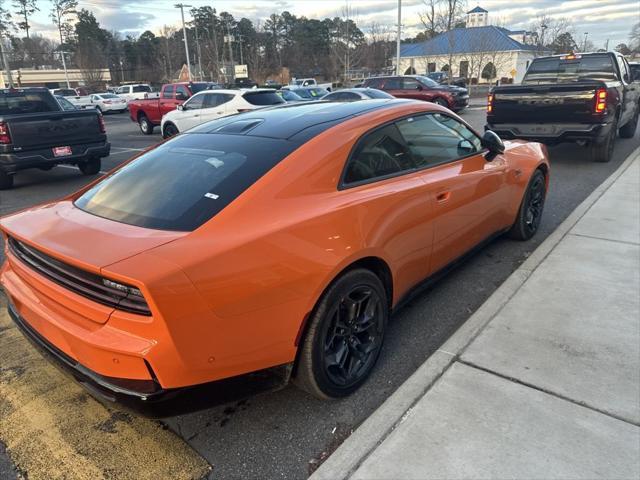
[481,130,505,160]
[623,73,630,83]
[176,93,187,100]
[416,84,424,91]
[177,104,184,111]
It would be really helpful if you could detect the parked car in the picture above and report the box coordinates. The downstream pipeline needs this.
[277,89,306,102]
[234,78,258,89]
[362,75,469,112]
[116,84,159,102]
[486,52,640,163]
[0,100,549,415]
[161,88,285,138]
[49,88,94,110]
[282,86,329,100]
[128,82,219,134]
[0,87,110,189]
[90,93,128,114]
[55,95,78,111]
[321,88,394,101]
[290,77,333,91]
[426,71,468,88]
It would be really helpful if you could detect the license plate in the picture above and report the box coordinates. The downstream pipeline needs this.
[53,146,72,157]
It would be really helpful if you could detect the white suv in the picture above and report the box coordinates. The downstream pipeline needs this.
[161,89,285,138]
[116,84,159,102]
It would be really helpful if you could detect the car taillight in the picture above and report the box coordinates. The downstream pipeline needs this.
[0,122,11,144]
[98,114,106,133]
[594,88,607,113]
[487,93,494,113]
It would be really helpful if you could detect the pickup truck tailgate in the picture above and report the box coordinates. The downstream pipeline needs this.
[491,84,599,124]
[7,111,103,149]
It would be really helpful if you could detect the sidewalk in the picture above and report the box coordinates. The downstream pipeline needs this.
[312,150,640,480]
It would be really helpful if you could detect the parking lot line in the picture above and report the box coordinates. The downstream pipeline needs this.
[56,164,108,175]
[0,296,211,480]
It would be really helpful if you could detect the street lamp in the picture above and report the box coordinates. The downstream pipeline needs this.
[395,0,401,75]
[583,32,589,52]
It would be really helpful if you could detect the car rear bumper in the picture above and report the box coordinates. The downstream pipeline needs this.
[0,141,110,173]
[485,122,612,144]
[5,297,291,418]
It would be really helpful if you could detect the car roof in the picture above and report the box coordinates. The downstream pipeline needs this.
[188,99,409,141]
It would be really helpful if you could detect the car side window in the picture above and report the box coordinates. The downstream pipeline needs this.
[343,124,415,186]
[383,77,401,90]
[366,78,383,89]
[162,85,175,99]
[176,85,189,100]
[396,113,482,168]
[184,94,204,110]
[342,92,360,101]
[402,78,420,90]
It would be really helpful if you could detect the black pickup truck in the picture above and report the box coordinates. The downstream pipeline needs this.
[486,52,640,162]
[0,87,110,189]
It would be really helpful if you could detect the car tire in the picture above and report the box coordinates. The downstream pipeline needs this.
[0,171,14,190]
[294,268,388,399]
[78,158,101,175]
[138,114,154,135]
[508,169,546,241]
[163,123,179,139]
[589,118,617,163]
[619,107,639,138]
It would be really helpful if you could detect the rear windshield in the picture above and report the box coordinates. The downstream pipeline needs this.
[242,91,286,106]
[0,91,60,114]
[132,85,152,93]
[99,93,119,99]
[523,55,618,84]
[54,89,77,97]
[363,89,393,99]
[294,88,327,99]
[190,83,214,94]
[74,133,299,231]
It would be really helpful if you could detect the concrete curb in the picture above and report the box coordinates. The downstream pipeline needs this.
[310,145,640,480]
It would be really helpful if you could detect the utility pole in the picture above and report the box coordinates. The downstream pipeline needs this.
[226,21,234,82]
[194,25,203,80]
[396,0,402,75]
[238,34,243,65]
[0,37,13,88]
[58,51,70,88]
[604,38,610,51]
[175,3,193,81]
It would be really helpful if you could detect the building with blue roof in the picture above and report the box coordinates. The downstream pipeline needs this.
[397,6,544,84]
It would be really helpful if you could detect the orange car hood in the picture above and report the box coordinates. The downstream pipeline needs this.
[1,201,186,270]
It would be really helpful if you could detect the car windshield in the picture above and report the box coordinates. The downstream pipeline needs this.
[523,55,618,84]
[415,76,439,88]
[0,91,60,114]
[74,134,300,231]
[295,88,327,99]
[280,90,303,101]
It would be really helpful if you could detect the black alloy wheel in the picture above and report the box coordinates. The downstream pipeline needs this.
[509,169,546,241]
[294,269,388,399]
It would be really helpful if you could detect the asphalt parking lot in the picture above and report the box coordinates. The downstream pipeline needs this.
[0,106,639,479]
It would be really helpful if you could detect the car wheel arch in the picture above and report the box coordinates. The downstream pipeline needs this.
[291,254,393,375]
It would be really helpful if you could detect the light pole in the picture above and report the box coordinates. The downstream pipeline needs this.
[396,0,402,75]
[175,3,192,81]
[0,37,13,88]
[583,32,589,52]
[57,50,71,88]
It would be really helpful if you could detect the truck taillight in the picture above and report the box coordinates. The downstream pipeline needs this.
[487,93,494,113]
[594,88,607,113]
[0,122,11,144]
[98,114,106,133]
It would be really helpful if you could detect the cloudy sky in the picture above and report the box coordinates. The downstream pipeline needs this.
[29,0,638,48]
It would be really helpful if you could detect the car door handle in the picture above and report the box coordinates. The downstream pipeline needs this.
[216,111,224,114]
[436,191,451,203]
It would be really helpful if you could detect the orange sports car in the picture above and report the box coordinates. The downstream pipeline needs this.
[0,100,549,416]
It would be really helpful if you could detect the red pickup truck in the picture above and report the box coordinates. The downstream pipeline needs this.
[128,82,220,134]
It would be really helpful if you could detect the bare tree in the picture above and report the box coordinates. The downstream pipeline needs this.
[51,0,77,46]
[13,0,37,39]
